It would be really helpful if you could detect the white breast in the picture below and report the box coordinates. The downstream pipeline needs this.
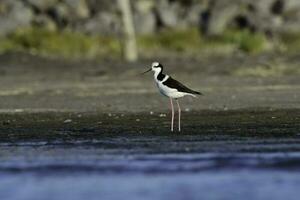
[155,77,186,99]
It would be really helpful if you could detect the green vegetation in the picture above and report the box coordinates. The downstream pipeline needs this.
[138,28,203,53]
[220,29,268,53]
[0,27,121,59]
[138,28,269,55]
[1,27,300,59]
[281,32,300,52]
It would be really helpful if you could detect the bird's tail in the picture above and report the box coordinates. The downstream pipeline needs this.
[187,91,203,98]
[193,91,203,95]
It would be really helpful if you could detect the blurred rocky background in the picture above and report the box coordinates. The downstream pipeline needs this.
[0,0,300,59]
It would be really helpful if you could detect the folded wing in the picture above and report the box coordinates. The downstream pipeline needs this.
[163,77,203,95]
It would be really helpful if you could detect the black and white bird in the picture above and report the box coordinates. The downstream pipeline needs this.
[143,62,202,132]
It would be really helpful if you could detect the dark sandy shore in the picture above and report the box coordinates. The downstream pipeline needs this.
[0,53,300,200]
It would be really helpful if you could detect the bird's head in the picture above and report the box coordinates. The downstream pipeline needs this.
[142,62,163,74]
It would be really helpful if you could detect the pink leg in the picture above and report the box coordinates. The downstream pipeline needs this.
[170,97,174,131]
[176,99,181,132]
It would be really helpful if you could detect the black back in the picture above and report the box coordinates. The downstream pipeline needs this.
[163,76,202,95]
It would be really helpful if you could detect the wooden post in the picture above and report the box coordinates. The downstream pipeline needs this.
[118,0,138,62]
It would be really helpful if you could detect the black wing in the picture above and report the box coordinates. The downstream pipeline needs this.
[163,77,203,95]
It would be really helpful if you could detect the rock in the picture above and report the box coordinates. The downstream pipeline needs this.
[0,2,7,15]
[249,0,275,14]
[63,119,72,123]
[49,0,90,27]
[0,0,300,40]
[159,113,166,117]
[185,4,204,27]
[25,0,59,11]
[156,0,196,29]
[271,0,285,15]
[277,0,300,33]
[203,0,241,36]
[282,0,300,11]
[63,0,90,19]
[32,14,57,31]
[241,0,300,34]
[49,2,69,27]
[85,0,117,14]
[0,0,33,36]
[79,11,121,35]
[156,0,178,28]
[248,11,283,33]
[133,0,156,34]
[280,15,300,33]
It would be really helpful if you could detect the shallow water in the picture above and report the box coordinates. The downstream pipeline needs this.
[1,135,300,200]
[1,170,300,200]
[0,111,300,200]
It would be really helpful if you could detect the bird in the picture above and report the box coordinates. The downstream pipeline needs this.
[143,62,202,132]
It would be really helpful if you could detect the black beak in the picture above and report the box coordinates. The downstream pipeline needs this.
[141,68,151,74]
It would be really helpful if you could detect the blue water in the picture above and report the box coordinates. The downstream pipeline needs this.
[0,136,300,200]
[1,170,300,200]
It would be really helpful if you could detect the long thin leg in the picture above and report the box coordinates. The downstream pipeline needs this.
[176,99,181,132]
[170,97,174,131]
